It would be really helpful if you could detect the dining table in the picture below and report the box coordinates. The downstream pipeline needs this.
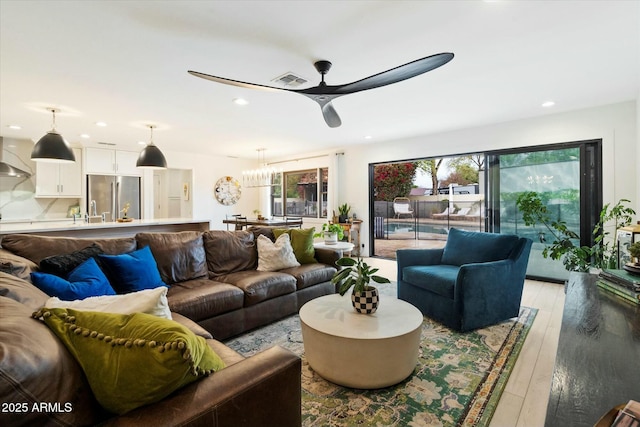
[222,217,303,230]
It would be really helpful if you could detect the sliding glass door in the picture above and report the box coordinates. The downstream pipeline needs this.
[486,141,601,282]
[368,140,601,282]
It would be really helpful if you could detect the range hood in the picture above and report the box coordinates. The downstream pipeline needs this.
[0,137,31,178]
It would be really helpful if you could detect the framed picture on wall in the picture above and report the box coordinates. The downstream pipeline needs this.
[183,183,189,201]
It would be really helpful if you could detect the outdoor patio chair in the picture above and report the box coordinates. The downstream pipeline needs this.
[449,207,471,220]
[432,207,455,220]
[393,197,414,219]
[464,206,486,221]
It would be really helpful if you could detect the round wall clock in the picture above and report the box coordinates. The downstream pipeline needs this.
[214,176,241,205]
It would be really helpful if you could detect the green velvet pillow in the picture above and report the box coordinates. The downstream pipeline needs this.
[34,307,225,415]
[274,227,316,264]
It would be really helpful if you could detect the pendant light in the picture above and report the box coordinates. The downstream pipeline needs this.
[136,125,167,169]
[31,108,76,163]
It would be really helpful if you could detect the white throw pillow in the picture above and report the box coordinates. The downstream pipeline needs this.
[44,286,172,319]
[256,233,300,272]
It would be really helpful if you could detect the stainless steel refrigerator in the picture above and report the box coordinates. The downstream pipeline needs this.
[86,175,141,222]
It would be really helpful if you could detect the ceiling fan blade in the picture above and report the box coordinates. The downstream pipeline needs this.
[332,52,454,95]
[188,70,285,92]
[321,102,342,128]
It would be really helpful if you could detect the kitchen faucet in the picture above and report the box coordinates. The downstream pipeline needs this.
[90,200,97,216]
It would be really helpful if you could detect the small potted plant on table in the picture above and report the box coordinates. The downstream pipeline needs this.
[314,223,344,245]
[338,203,351,223]
[331,257,390,314]
[628,241,640,265]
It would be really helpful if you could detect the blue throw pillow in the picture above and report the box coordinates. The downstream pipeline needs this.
[98,246,167,293]
[31,257,116,300]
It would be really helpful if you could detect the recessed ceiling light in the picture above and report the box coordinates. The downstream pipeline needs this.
[542,101,555,108]
[364,135,373,140]
[95,121,107,127]
[7,124,22,130]
[80,133,90,139]
[233,98,249,106]
[138,140,147,146]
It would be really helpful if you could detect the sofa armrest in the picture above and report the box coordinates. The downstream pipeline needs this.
[170,312,213,339]
[103,345,301,427]
[0,248,38,281]
[314,247,342,267]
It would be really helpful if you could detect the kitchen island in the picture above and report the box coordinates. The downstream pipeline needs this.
[0,218,210,240]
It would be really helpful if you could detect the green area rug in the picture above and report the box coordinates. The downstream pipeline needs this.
[225,285,536,427]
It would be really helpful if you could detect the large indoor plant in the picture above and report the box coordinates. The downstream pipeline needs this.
[331,257,390,314]
[516,192,636,272]
[314,223,344,245]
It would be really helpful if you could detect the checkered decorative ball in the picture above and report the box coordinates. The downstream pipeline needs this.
[351,288,379,314]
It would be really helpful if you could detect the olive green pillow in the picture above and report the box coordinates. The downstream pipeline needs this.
[274,227,316,264]
[34,307,225,415]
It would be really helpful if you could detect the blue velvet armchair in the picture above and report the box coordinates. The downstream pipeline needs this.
[397,228,532,332]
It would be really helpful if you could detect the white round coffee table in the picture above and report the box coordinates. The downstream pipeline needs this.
[299,293,423,389]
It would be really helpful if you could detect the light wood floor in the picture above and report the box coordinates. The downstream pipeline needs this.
[363,257,565,427]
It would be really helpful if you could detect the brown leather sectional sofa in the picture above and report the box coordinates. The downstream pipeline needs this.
[0,228,340,427]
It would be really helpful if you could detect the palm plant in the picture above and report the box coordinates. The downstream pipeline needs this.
[331,257,390,296]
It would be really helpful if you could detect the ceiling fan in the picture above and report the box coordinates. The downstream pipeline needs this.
[188,52,454,128]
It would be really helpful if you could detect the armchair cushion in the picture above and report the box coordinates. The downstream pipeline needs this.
[441,228,519,266]
[402,265,459,299]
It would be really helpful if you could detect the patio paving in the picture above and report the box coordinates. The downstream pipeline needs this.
[373,234,446,259]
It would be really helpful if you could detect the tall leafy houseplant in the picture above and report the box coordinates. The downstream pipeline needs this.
[516,192,636,272]
[332,257,390,296]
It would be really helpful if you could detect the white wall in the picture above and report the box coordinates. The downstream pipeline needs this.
[278,101,637,256]
[143,150,259,230]
[4,101,637,240]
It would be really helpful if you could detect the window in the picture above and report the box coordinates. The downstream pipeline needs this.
[271,168,328,218]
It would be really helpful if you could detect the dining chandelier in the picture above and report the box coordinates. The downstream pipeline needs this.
[242,149,282,188]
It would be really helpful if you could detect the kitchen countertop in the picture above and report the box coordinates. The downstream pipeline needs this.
[0,218,210,235]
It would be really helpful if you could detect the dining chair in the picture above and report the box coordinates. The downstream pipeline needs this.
[285,216,303,228]
[234,216,247,231]
[226,214,244,230]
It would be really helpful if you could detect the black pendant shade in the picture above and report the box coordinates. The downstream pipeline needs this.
[30,131,76,163]
[137,125,167,169]
[136,142,167,169]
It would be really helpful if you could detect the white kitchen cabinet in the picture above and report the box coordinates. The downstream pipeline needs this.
[35,148,82,197]
[84,148,141,176]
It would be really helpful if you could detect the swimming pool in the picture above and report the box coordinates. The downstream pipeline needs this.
[383,222,449,235]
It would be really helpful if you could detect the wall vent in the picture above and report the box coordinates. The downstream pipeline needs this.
[271,72,308,88]
[97,141,117,146]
